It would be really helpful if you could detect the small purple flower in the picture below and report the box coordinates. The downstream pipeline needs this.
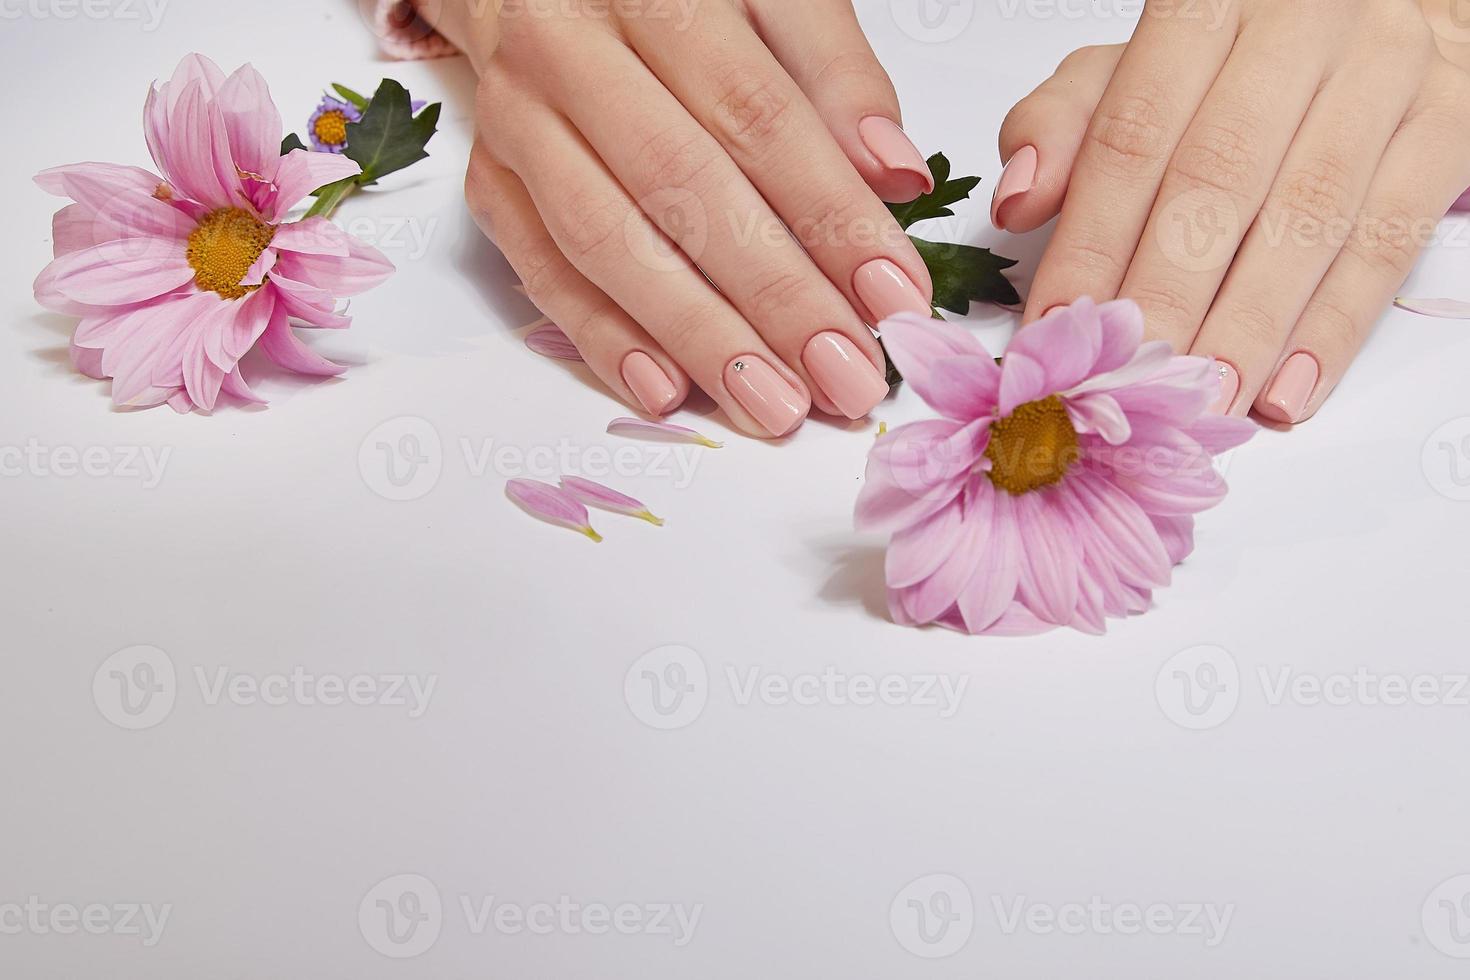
[307,96,361,154]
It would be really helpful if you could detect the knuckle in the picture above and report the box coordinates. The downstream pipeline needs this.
[1086,93,1172,174]
[744,268,813,326]
[1218,300,1283,352]
[1343,201,1426,280]
[790,190,870,251]
[1125,278,1198,335]
[1300,295,1362,346]
[658,297,723,354]
[630,125,722,197]
[1054,233,1128,285]
[1267,154,1357,243]
[515,245,573,311]
[555,188,630,264]
[710,63,796,149]
[1169,121,1259,197]
[810,49,892,92]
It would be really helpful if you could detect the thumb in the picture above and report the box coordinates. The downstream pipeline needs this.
[993,44,1124,233]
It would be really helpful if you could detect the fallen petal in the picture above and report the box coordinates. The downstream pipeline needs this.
[1395,297,1470,319]
[607,417,722,448]
[559,475,664,526]
[506,478,602,541]
[524,323,582,361]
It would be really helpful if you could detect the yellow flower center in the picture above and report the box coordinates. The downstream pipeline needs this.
[313,109,349,147]
[984,394,1080,495]
[186,207,275,300]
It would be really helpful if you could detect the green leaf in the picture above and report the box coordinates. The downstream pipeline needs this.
[280,133,307,155]
[910,236,1021,315]
[343,79,441,186]
[886,153,981,230]
[331,83,370,110]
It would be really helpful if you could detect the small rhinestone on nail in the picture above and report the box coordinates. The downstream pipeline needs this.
[733,360,746,372]
[1217,364,1229,380]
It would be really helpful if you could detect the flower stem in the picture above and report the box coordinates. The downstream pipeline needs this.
[303,176,358,220]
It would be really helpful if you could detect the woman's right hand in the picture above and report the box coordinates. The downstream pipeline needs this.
[437,0,935,436]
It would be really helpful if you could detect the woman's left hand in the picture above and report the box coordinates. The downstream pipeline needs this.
[993,0,1470,423]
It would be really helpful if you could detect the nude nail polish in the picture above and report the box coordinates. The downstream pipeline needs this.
[858,116,935,200]
[1210,361,1240,414]
[990,145,1037,231]
[622,351,678,415]
[853,258,930,321]
[1260,352,1319,423]
[725,355,807,437]
[802,331,889,420]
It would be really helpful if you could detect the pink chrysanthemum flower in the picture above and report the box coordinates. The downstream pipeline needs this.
[856,299,1256,636]
[33,54,394,413]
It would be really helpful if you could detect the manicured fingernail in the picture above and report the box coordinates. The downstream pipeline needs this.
[621,351,677,415]
[853,258,930,320]
[725,355,807,437]
[858,116,934,200]
[990,145,1037,231]
[1210,361,1240,414]
[1261,352,1319,423]
[802,331,889,420]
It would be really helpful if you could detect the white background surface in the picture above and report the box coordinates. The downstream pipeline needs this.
[4,0,1470,976]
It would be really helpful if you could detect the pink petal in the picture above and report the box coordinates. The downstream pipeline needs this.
[36,239,194,308]
[855,418,987,534]
[506,479,602,541]
[1012,490,1080,626]
[1005,297,1102,393]
[559,476,663,525]
[957,482,1022,632]
[220,366,267,406]
[58,171,194,241]
[70,342,106,379]
[1092,299,1145,375]
[271,217,351,257]
[924,355,1001,421]
[1451,188,1470,213]
[241,248,277,287]
[903,502,986,623]
[878,312,995,411]
[1394,297,1470,319]
[1070,470,1178,582]
[52,205,104,258]
[525,323,582,361]
[273,233,393,296]
[885,495,964,589]
[975,600,1054,637]
[267,150,362,219]
[214,63,281,184]
[167,390,195,413]
[1182,413,1256,455]
[162,80,236,209]
[606,417,722,448]
[257,301,345,376]
[1065,392,1131,445]
[270,274,352,329]
[1151,514,1195,566]
[35,162,163,198]
[996,351,1048,415]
